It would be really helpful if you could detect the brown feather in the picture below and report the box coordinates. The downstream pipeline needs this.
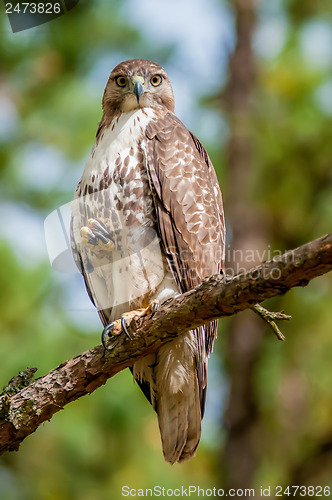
[144,111,225,425]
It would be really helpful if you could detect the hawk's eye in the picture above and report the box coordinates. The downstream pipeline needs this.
[150,74,162,87]
[115,76,127,87]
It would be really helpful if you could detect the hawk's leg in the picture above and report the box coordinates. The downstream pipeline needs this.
[80,218,115,257]
[102,300,159,350]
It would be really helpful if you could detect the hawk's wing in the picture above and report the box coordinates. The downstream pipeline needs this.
[146,113,225,294]
[145,112,225,411]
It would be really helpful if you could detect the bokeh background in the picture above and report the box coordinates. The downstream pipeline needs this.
[0,0,332,498]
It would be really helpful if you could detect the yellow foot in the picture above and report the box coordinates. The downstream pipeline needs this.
[101,300,159,350]
[140,299,159,317]
[80,218,115,256]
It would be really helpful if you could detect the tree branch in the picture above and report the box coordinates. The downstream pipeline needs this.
[1,233,331,455]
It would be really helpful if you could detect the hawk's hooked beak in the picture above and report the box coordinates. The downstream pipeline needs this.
[132,76,144,104]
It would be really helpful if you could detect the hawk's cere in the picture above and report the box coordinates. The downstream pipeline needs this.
[70,59,225,464]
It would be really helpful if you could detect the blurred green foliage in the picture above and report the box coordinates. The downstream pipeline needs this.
[0,0,331,498]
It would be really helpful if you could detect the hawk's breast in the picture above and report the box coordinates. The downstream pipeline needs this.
[72,108,171,317]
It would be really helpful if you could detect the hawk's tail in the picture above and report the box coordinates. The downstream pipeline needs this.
[133,331,205,464]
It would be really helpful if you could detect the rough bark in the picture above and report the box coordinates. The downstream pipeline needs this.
[0,232,331,456]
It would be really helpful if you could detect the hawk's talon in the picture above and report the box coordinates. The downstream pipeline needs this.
[101,322,115,350]
[102,301,158,350]
[81,220,115,255]
[121,317,133,340]
[93,231,110,245]
[81,227,99,246]
[150,299,159,318]
[101,317,132,350]
[88,219,113,240]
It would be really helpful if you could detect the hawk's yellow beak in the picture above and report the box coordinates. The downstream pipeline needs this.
[132,75,144,103]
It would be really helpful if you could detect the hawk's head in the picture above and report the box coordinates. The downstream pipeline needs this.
[102,59,175,116]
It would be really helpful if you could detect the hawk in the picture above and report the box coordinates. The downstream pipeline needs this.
[71,59,225,464]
